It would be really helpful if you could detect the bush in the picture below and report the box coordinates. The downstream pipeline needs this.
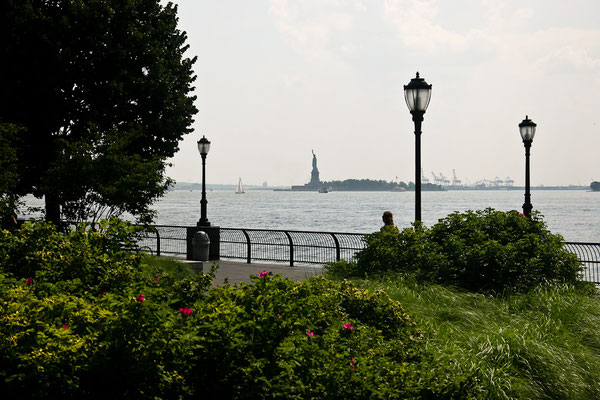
[179,275,442,399]
[327,209,585,293]
[0,220,478,398]
[0,218,143,294]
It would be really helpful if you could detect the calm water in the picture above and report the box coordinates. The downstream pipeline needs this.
[148,189,600,242]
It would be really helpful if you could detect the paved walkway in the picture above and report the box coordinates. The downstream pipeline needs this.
[179,259,323,286]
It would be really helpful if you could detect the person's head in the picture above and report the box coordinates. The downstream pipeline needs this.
[382,211,394,225]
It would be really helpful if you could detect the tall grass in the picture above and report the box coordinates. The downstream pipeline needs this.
[350,274,600,399]
[140,254,196,280]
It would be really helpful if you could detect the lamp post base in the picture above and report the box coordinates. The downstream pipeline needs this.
[187,225,220,260]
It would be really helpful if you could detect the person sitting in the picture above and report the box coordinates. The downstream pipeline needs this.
[380,211,399,232]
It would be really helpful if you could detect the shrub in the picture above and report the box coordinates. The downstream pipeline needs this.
[327,209,585,293]
[0,221,478,398]
[0,218,143,294]
[167,274,475,399]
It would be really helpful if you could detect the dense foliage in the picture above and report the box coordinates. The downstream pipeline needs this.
[320,179,444,191]
[591,181,600,191]
[0,124,21,229]
[327,208,584,293]
[0,0,197,224]
[0,221,477,399]
[322,179,406,191]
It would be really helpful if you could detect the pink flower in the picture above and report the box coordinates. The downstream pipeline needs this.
[343,323,354,331]
[276,313,282,319]
[519,213,526,217]
[62,324,69,330]
[306,331,315,336]
[179,307,193,316]
[154,277,160,285]
[350,359,356,371]
[136,293,145,302]
[257,270,269,278]
[25,277,33,286]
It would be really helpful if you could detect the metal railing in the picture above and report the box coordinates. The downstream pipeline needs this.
[220,228,366,266]
[564,242,600,284]
[134,225,600,283]
[135,225,366,265]
[136,225,187,257]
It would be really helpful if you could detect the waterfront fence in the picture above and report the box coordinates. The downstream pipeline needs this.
[220,228,365,266]
[564,242,600,284]
[134,226,600,284]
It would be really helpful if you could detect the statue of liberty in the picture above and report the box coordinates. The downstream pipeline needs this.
[310,150,320,186]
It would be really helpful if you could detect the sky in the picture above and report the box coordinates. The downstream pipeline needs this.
[164,0,600,187]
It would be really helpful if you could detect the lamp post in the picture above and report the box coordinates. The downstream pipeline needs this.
[404,72,432,222]
[197,135,211,226]
[519,116,536,218]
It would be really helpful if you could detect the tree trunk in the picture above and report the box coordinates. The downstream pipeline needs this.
[45,193,61,225]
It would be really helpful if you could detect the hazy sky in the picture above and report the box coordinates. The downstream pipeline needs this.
[165,0,600,187]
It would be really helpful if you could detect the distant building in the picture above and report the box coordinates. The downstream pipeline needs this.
[292,150,321,191]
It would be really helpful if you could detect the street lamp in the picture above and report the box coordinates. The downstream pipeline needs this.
[197,135,211,226]
[519,116,536,218]
[404,72,432,222]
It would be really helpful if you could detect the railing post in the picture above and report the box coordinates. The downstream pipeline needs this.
[284,231,294,266]
[331,233,341,262]
[242,229,251,264]
[155,228,161,257]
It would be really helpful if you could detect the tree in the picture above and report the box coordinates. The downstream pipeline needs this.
[591,181,600,192]
[0,0,197,224]
[0,124,22,229]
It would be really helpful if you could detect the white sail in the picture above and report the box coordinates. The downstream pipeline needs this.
[236,178,245,194]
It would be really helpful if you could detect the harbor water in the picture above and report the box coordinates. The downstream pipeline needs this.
[147,189,599,242]
[20,189,599,242]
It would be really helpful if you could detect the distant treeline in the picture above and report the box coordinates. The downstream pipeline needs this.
[322,179,444,191]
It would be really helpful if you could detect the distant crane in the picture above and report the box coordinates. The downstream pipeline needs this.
[431,172,441,185]
[421,168,430,184]
[439,172,450,186]
[494,176,504,187]
[452,169,462,186]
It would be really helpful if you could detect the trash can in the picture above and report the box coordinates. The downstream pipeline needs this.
[192,231,210,261]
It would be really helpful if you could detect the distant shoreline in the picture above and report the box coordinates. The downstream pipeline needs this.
[169,184,592,192]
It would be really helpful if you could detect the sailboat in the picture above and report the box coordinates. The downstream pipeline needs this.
[236,177,245,194]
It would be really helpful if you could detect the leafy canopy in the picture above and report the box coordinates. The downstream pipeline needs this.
[0,0,197,224]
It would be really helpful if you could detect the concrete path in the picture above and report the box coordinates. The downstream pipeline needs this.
[179,259,323,286]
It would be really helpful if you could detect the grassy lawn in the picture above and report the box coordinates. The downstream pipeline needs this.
[346,273,600,399]
[139,254,197,280]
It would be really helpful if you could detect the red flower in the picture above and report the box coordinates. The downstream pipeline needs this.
[154,277,160,285]
[257,270,269,278]
[306,331,315,336]
[350,359,356,371]
[61,324,69,330]
[179,307,193,316]
[136,293,145,302]
[25,277,33,286]
[343,322,354,331]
